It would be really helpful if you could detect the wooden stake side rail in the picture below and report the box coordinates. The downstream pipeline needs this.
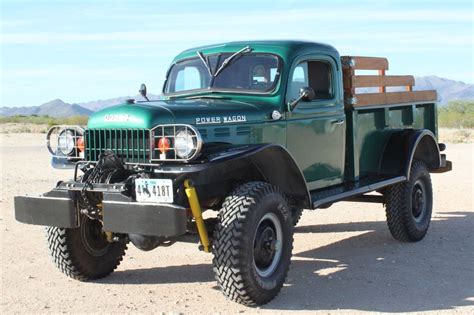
[344,75,415,89]
[341,56,437,108]
[353,91,438,107]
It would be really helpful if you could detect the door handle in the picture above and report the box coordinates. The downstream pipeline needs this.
[331,119,344,125]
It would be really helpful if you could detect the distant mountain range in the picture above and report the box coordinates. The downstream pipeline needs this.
[78,94,160,112]
[413,76,473,104]
[0,76,472,117]
[0,99,93,117]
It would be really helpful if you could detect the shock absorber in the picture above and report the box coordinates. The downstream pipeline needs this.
[184,179,211,253]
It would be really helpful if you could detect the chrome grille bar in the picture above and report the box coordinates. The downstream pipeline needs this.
[84,128,150,164]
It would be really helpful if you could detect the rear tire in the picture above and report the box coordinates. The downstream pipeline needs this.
[212,181,293,306]
[46,216,127,280]
[385,160,433,242]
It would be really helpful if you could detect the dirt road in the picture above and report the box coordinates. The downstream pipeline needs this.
[1,134,473,314]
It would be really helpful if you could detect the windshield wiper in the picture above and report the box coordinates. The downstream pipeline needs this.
[197,51,213,77]
[195,46,253,79]
[214,46,252,77]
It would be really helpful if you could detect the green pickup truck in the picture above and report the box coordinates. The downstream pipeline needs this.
[15,40,451,305]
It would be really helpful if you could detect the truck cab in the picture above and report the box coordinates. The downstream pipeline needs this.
[15,40,451,306]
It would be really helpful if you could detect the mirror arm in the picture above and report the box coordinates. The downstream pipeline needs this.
[288,93,306,111]
[139,83,150,101]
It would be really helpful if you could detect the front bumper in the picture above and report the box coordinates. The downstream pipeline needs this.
[14,187,187,238]
[15,194,78,228]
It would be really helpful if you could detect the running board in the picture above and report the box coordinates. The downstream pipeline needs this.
[310,176,406,209]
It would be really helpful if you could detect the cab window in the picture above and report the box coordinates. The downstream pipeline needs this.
[288,60,333,101]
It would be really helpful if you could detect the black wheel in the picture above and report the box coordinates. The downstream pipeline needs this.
[385,160,433,242]
[212,181,293,306]
[46,215,127,280]
[291,208,304,226]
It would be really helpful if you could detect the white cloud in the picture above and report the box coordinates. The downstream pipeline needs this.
[0,30,230,44]
[109,8,474,24]
[1,28,470,50]
[1,67,136,81]
[1,6,471,45]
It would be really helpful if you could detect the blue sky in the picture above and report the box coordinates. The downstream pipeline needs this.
[1,0,472,107]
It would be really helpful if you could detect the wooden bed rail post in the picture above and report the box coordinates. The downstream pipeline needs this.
[378,70,386,93]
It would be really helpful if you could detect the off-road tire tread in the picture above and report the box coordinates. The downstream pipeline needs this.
[291,208,303,226]
[212,181,293,306]
[385,160,432,242]
[46,226,127,281]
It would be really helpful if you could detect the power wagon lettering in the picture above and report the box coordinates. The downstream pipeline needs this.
[195,115,247,124]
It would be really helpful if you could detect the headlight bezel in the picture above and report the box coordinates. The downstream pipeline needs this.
[58,129,76,155]
[174,128,198,159]
[46,125,84,159]
[150,124,202,162]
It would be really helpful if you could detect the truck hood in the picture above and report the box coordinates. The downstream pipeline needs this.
[87,99,277,129]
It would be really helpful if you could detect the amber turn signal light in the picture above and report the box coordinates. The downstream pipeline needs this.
[77,137,85,152]
[157,137,171,153]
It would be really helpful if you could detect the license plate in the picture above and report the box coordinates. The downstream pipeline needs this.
[135,178,173,203]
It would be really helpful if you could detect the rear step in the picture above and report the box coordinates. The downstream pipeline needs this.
[310,175,406,209]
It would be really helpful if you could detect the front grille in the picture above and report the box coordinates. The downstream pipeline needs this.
[84,129,150,164]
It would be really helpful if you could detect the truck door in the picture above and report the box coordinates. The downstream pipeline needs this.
[286,56,346,191]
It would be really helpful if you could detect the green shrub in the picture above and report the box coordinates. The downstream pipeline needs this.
[0,115,88,127]
[438,100,474,129]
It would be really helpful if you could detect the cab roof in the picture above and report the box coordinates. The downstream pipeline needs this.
[172,40,340,64]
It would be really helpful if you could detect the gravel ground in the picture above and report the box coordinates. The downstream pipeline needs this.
[1,133,473,314]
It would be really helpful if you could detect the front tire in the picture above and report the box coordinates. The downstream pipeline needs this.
[291,208,304,226]
[212,182,294,306]
[385,160,433,242]
[46,216,127,280]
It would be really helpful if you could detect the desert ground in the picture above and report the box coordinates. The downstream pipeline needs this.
[1,133,473,314]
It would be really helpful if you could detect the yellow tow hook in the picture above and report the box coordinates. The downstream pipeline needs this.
[184,179,211,253]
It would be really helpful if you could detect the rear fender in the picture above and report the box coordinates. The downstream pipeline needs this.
[379,129,441,179]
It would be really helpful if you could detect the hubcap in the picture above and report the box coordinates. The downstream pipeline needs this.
[253,212,283,278]
[412,180,427,223]
[80,216,110,256]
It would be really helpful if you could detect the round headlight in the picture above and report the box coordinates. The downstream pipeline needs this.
[58,130,75,155]
[174,128,197,158]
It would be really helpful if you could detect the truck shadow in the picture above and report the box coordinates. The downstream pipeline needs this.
[103,263,214,285]
[104,211,473,312]
[267,211,474,312]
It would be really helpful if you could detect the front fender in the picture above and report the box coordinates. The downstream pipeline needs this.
[156,144,311,208]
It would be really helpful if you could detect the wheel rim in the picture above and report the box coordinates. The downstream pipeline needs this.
[80,216,110,256]
[253,212,283,278]
[412,179,427,223]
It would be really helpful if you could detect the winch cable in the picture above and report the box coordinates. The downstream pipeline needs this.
[80,150,124,219]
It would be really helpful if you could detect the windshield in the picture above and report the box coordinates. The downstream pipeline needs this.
[164,53,280,95]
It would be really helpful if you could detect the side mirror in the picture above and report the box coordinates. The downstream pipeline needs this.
[299,86,315,101]
[289,86,315,111]
[139,83,149,101]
